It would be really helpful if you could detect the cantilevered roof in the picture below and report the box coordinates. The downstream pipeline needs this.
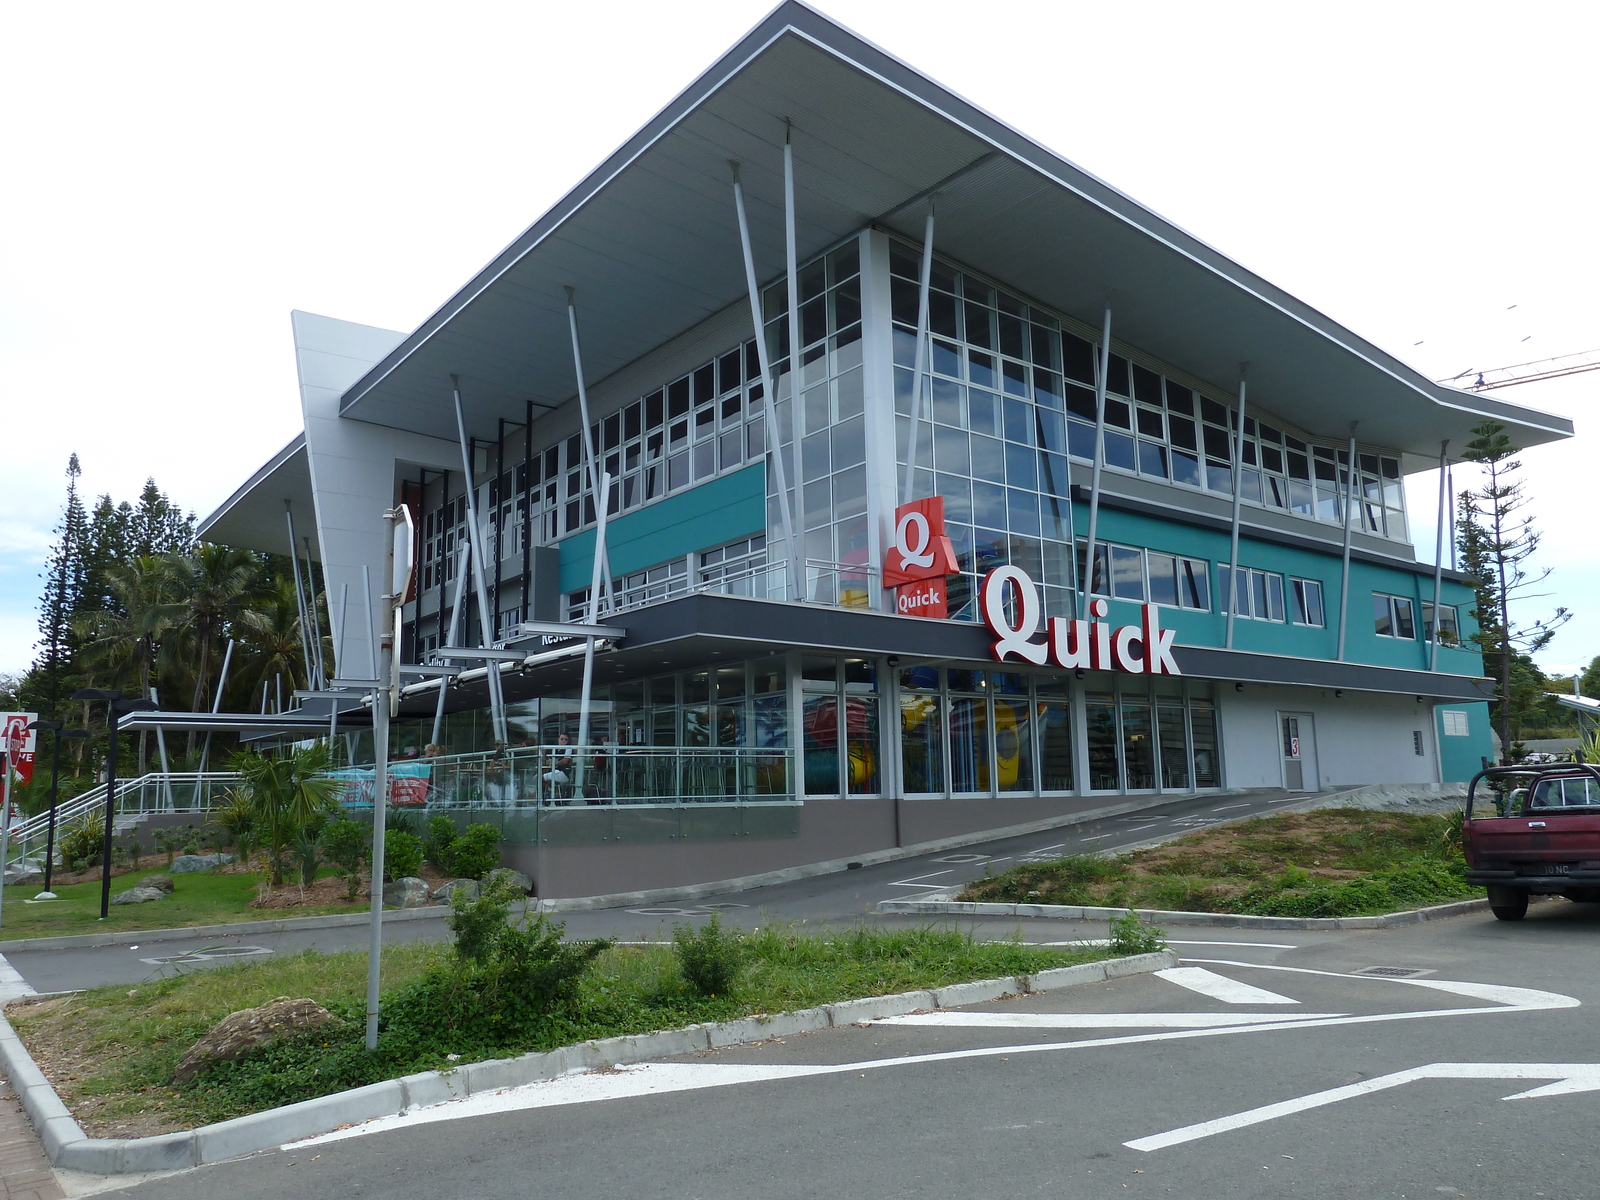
[197,434,318,560]
[338,0,1571,462]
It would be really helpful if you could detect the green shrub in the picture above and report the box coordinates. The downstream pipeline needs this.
[422,816,456,870]
[383,830,424,881]
[1243,862,1472,918]
[673,913,746,996]
[1108,910,1166,956]
[444,824,502,879]
[59,816,104,871]
[322,817,367,901]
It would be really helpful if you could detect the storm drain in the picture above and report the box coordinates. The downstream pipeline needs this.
[1350,965,1434,979]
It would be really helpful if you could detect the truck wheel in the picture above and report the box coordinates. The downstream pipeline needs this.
[1487,886,1529,922]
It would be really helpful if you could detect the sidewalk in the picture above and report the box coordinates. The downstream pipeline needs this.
[0,1083,60,1200]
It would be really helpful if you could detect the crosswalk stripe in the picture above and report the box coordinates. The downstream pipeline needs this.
[1154,967,1299,1005]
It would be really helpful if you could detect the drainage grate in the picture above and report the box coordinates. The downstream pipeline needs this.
[1350,965,1434,979]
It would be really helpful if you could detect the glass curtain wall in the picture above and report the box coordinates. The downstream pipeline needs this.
[901,668,1072,796]
[1082,675,1219,792]
[800,655,880,795]
[887,242,1411,625]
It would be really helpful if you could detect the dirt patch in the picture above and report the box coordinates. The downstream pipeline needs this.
[245,863,454,910]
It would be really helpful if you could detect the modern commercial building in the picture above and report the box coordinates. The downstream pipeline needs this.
[201,2,1572,896]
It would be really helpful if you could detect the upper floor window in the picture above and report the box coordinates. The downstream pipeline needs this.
[1076,538,1210,610]
[1373,593,1416,639]
[1290,577,1326,627]
[1421,600,1460,645]
[1218,565,1285,622]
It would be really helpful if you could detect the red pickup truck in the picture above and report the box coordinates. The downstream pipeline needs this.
[1463,763,1600,921]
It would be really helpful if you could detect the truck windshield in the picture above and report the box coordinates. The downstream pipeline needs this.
[1527,775,1600,810]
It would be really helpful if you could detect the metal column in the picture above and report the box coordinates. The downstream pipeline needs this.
[783,127,811,597]
[731,161,802,599]
[1335,426,1359,661]
[1429,440,1450,672]
[283,501,314,688]
[449,377,509,745]
[1080,304,1112,618]
[900,201,936,506]
[1224,367,1248,650]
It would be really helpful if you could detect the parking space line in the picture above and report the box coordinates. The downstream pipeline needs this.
[1155,967,1299,1005]
[887,870,954,888]
[877,1011,1346,1029]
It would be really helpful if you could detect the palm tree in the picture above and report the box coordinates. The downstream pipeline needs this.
[72,557,172,772]
[149,545,269,745]
[232,576,310,712]
[228,743,339,884]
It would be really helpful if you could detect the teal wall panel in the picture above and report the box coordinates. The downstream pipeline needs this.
[1083,500,1485,676]
[1436,701,1494,782]
[557,465,766,594]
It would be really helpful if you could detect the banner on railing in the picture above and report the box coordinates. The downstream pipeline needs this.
[329,762,432,807]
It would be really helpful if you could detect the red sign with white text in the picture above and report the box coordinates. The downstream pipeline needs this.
[884,497,959,588]
[896,575,949,619]
[1,713,38,788]
[979,568,1181,675]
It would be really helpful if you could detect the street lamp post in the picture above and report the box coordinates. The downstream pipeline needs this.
[71,691,155,919]
[26,720,88,899]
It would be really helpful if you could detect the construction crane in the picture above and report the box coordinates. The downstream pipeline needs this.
[1439,348,1600,392]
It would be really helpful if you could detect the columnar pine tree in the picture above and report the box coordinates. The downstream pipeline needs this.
[32,455,89,722]
[1457,420,1570,760]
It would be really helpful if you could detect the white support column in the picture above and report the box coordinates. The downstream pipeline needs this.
[1336,425,1359,662]
[284,502,314,688]
[783,129,810,598]
[430,543,470,747]
[731,161,802,599]
[576,470,614,770]
[859,230,900,614]
[1080,304,1112,619]
[1224,366,1248,650]
[900,201,936,506]
[1429,440,1450,672]
[449,377,508,745]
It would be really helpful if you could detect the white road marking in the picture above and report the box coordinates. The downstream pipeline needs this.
[1155,967,1300,1005]
[0,954,37,1004]
[1211,804,1251,811]
[1078,833,1113,841]
[285,972,1578,1150]
[876,1012,1347,1029]
[1173,940,1298,950]
[887,870,954,889]
[1125,1062,1600,1152]
[1125,824,1160,832]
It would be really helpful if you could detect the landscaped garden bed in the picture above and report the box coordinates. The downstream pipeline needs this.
[958,807,1478,917]
[6,895,1121,1139]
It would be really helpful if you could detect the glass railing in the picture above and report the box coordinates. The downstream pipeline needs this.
[330,744,795,808]
[606,558,877,616]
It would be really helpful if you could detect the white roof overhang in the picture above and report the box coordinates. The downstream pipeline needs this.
[197,434,317,559]
[333,1,1570,460]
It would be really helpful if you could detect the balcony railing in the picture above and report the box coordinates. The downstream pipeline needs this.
[331,745,793,808]
[607,557,877,616]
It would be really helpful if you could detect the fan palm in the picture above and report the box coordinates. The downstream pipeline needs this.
[228,743,339,884]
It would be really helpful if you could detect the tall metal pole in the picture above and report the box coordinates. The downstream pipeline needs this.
[1080,304,1113,618]
[783,122,810,552]
[365,508,398,1052]
[1224,367,1248,649]
[1429,440,1450,672]
[431,543,470,747]
[99,712,118,919]
[901,201,937,505]
[0,743,13,930]
[731,161,802,600]
[576,471,614,784]
[196,639,235,775]
[302,536,328,689]
[521,401,534,622]
[42,727,64,895]
[564,286,609,597]
[1336,425,1359,661]
[1447,463,1457,572]
[450,377,508,745]
[285,502,314,688]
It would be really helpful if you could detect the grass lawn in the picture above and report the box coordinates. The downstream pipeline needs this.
[0,867,365,940]
[959,806,1478,917]
[8,926,1117,1138]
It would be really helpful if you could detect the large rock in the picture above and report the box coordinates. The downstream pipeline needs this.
[383,876,433,908]
[170,853,236,874]
[142,873,175,894]
[431,878,481,904]
[171,998,340,1084]
[3,858,43,886]
[111,886,166,905]
[483,867,533,896]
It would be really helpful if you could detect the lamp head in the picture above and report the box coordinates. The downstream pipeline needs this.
[71,688,122,702]
[26,720,62,732]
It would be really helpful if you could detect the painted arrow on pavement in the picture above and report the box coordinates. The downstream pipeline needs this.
[1127,1062,1600,1152]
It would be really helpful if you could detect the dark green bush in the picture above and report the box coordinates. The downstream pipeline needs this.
[322,817,366,901]
[382,830,423,881]
[422,816,456,870]
[673,913,746,996]
[444,824,503,879]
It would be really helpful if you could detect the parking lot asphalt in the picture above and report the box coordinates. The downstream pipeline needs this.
[88,898,1600,1200]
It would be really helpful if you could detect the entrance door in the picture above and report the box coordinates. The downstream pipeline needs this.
[1278,712,1317,791]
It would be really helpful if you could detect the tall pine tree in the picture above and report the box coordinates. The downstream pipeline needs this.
[1457,419,1570,759]
[31,455,89,721]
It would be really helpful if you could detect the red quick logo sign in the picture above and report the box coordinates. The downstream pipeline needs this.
[886,497,959,618]
[979,566,1181,675]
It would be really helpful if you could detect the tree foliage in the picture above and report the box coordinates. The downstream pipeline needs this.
[1457,420,1570,758]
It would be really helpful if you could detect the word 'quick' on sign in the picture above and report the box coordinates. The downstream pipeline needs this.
[979,566,1181,675]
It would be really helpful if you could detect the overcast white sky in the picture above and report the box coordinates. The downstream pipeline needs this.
[3,0,1596,680]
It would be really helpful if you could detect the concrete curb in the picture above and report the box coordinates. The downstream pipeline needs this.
[874,896,1491,930]
[0,949,1175,1173]
[0,793,1289,953]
